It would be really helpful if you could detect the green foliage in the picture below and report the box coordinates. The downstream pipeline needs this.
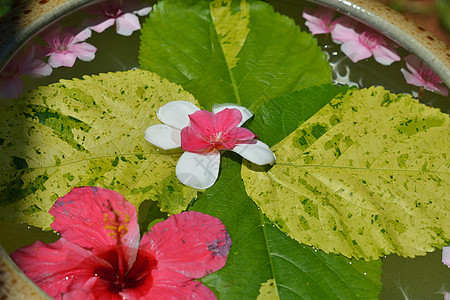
[139,0,331,111]
[242,86,450,259]
[191,153,382,299]
[247,84,349,148]
[0,70,198,228]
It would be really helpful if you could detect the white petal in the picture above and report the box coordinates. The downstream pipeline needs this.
[233,140,275,165]
[443,246,450,267]
[144,124,181,150]
[134,7,152,16]
[212,103,253,126]
[176,151,220,189]
[157,101,200,129]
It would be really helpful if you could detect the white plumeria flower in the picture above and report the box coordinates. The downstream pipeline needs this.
[145,101,275,189]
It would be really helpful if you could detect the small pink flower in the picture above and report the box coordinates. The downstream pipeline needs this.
[145,101,275,189]
[401,54,448,96]
[443,246,450,267]
[0,45,52,99]
[38,26,97,68]
[331,19,400,65]
[84,0,152,36]
[302,6,337,35]
[11,187,231,299]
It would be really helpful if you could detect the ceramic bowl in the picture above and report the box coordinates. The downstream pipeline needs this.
[0,0,448,298]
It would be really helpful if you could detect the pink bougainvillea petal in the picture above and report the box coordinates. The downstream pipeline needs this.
[232,140,275,165]
[116,13,141,36]
[11,238,111,299]
[443,246,450,267]
[340,40,372,63]
[145,124,181,150]
[331,22,358,44]
[302,6,335,35]
[0,78,23,99]
[86,17,116,33]
[48,52,78,68]
[27,59,53,78]
[180,126,212,153]
[72,27,92,44]
[176,151,221,189]
[148,270,216,299]
[70,42,97,62]
[401,68,425,87]
[212,103,253,126]
[134,6,152,16]
[141,211,231,278]
[372,45,400,65]
[157,101,200,130]
[214,108,242,133]
[50,187,140,259]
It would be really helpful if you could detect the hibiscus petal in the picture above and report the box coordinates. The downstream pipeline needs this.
[145,269,216,299]
[116,13,141,36]
[11,238,112,299]
[180,126,212,153]
[48,52,78,68]
[340,41,372,63]
[188,110,216,134]
[175,151,220,189]
[70,42,97,62]
[212,103,253,126]
[144,124,181,150]
[214,108,242,133]
[157,101,200,129]
[49,187,140,260]
[233,140,275,165]
[232,127,257,141]
[86,17,116,34]
[372,45,400,65]
[140,211,231,278]
[443,246,450,267]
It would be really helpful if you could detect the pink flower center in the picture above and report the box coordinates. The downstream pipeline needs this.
[105,0,124,18]
[359,31,383,49]
[419,67,442,84]
[180,109,256,153]
[93,247,157,294]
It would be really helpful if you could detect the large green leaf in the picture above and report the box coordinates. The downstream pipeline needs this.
[139,0,331,111]
[242,86,450,259]
[247,84,349,148]
[0,70,198,229]
[191,153,382,299]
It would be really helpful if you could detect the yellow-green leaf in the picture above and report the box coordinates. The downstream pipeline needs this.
[0,70,198,229]
[256,279,280,300]
[242,86,450,259]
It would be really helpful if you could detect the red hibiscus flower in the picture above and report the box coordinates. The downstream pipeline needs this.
[11,187,231,299]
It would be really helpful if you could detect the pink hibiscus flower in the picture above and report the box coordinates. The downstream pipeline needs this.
[302,6,337,35]
[331,19,400,65]
[11,187,231,299]
[84,0,152,36]
[0,45,52,99]
[144,101,275,189]
[38,26,97,68]
[401,54,448,97]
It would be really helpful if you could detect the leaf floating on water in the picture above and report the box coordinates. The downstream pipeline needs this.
[0,69,198,229]
[242,86,450,259]
[139,0,331,111]
[192,153,382,299]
